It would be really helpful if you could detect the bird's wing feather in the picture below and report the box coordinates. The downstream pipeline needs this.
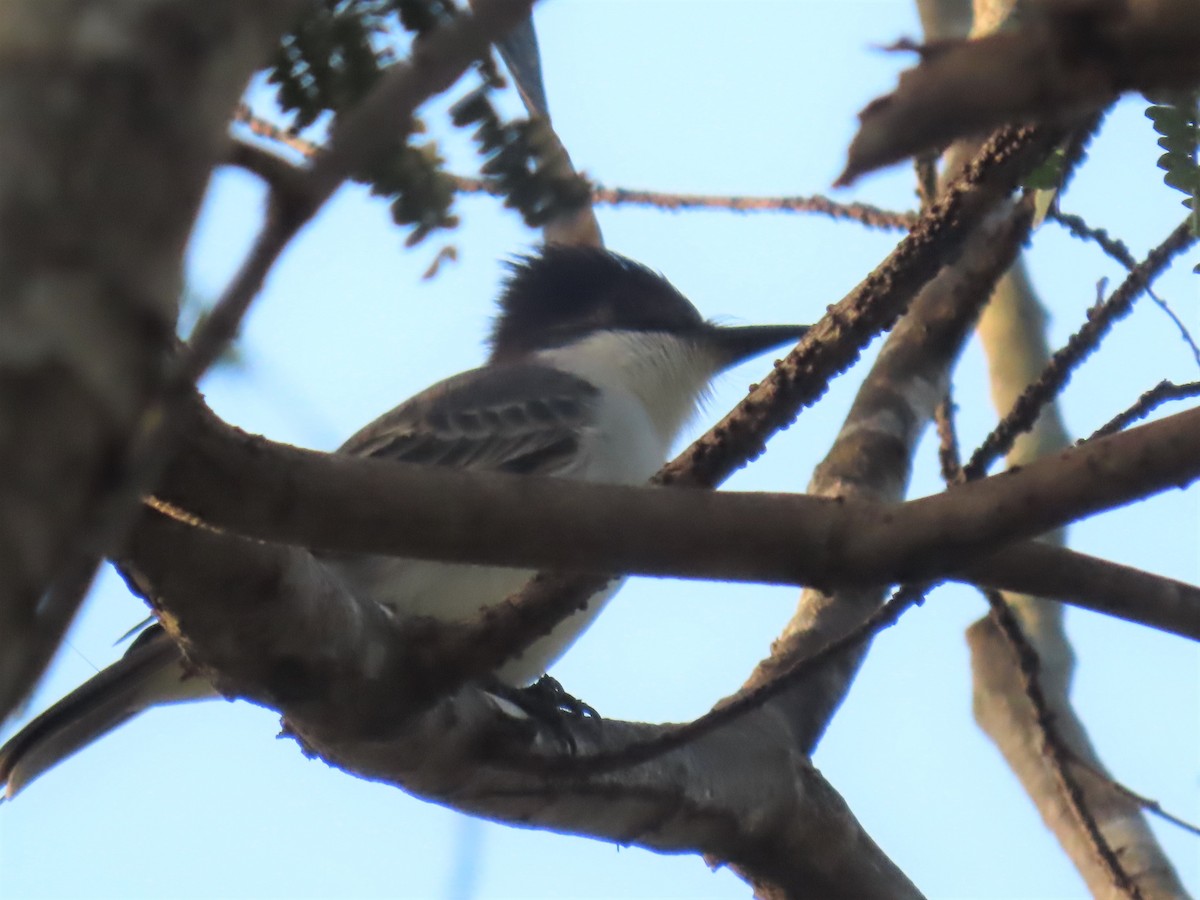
[337,363,599,477]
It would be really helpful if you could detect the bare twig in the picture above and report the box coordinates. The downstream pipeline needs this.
[585,185,917,230]
[1087,380,1200,441]
[933,393,963,483]
[965,216,1199,478]
[914,150,940,212]
[1050,209,1200,369]
[980,588,1145,899]
[1049,209,1139,269]
[232,103,319,157]
[232,105,918,232]
[505,584,929,775]
[1146,294,1200,370]
[946,362,1141,897]
[1065,753,1200,841]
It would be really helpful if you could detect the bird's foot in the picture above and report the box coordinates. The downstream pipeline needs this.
[524,675,599,719]
[482,675,599,754]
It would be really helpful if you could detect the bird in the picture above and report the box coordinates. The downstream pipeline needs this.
[0,244,808,797]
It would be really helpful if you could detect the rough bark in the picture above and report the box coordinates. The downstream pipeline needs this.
[0,0,302,722]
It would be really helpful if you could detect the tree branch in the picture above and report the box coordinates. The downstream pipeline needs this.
[0,0,304,723]
[970,251,1188,896]
[966,216,1199,478]
[840,0,1200,183]
[659,123,1060,490]
[1087,380,1200,440]
[153,388,1200,642]
[231,105,919,232]
[121,508,924,900]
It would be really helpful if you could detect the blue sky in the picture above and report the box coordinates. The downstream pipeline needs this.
[2,3,1197,898]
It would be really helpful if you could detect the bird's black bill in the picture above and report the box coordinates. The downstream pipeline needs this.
[711,324,809,368]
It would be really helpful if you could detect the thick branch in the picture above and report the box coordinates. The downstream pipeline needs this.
[969,618,1187,899]
[154,396,1200,641]
[122,510,923,900]
[729,188,1031,754]
[840,0,1200,183]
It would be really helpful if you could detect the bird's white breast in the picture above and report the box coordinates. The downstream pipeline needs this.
[332,554,622,685]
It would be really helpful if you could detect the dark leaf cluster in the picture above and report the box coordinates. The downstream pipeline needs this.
[360,139,460,246]
[268,0,459,243]
[270,1,394,130]
[1145,92,1199,230]
[265,1,584,243]
[450,87,592,229]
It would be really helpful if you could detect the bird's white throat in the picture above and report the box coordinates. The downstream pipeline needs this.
[534,330,717,446]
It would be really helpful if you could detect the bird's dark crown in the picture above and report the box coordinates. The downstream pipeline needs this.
[488,245,705,361]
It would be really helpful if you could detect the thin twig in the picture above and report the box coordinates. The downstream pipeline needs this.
[461,178,917,230]
[981,588,1145,899]
[965,216,1199,479]
[934,393,963,483]
[1065,752,1200,840]
[1049,209,1138,268]
[504,583,928,775]
[231,105,919,231]
[1087,379,1200,441]
[945,383,1141,898]
[585,185,917,230]
[1146,293,1200,370]
[914,150,939,212]
[1050,209,1200,369]
[232,104,319,157]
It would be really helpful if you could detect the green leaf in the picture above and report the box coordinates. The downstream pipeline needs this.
[1145,91,1199,217]
[1023,147,1067,191]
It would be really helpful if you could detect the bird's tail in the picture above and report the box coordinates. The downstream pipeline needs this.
[0,626,214,799]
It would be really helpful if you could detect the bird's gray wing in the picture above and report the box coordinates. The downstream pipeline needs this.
[338,363,599,477]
